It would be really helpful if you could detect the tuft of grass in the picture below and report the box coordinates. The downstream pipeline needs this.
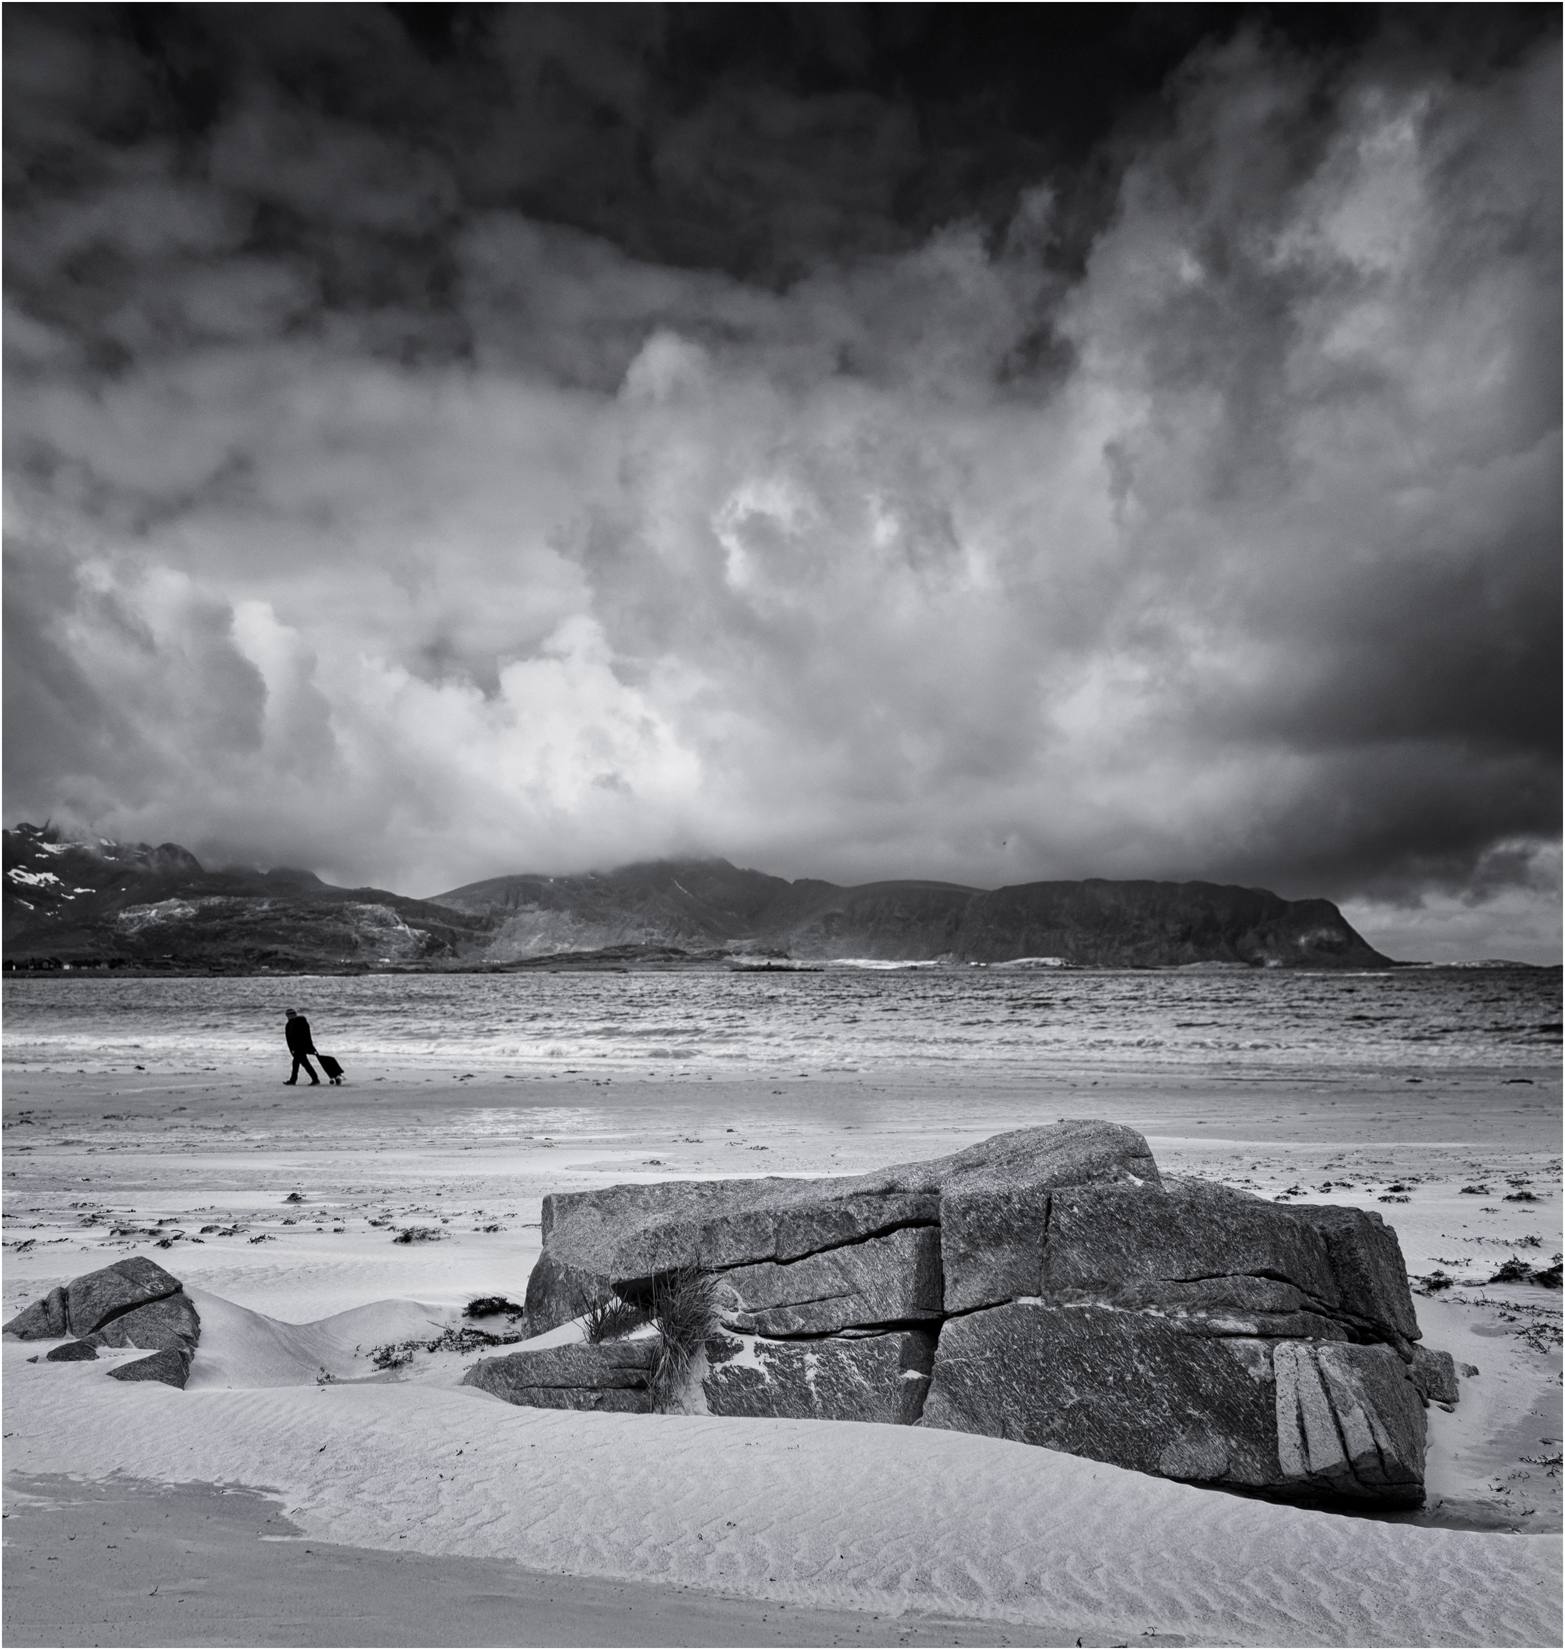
[571,1281,646,1344]
[588,1297,647,1344]
[391,1226,444,1244]
[648,1266,723,1413]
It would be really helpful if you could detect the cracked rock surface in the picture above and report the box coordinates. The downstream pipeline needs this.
[703,1328,936,1424]
[525,1119,1157,1332]
[495,1119,1444,1508]
[717,1226,943,1336]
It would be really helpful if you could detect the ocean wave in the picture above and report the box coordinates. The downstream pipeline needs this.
[3,966,1558,1076]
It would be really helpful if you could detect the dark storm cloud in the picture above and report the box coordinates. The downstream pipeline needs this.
[4,4,1559,959]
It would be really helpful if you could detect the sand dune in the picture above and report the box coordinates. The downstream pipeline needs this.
[184,1291,459,1390]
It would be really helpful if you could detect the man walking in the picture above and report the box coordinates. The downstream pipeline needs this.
[284,1008,321,1086]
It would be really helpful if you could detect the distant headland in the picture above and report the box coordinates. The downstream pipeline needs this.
[1,821,1408,974]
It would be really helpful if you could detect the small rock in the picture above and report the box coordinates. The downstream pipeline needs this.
[464,1341,656,1412]
[45,1340,98,1362]
[107,1347,192,1389]
[1410,1346,1459,1406]
[4,1285,68,1340]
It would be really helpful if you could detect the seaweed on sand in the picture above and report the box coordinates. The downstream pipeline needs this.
[1449,1290,1563,1354]
[371,1322,527,1370]
[464,1295,526,1320]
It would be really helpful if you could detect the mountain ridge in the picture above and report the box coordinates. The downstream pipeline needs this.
[3,824,1394,970]
[427,857,1393,969]
[2,823,488,971]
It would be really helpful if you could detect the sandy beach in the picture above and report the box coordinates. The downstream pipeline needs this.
[3,1056,1561,1646]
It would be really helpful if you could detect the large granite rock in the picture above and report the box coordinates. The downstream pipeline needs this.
[488,1121,1433,1509]
[703,1329,936,1424]
[527,1120,1157,1332]
[4,1257,185,1341]
[463,1340,657,1413]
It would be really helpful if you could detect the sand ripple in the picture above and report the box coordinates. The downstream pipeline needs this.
[6,1342,1558,1647]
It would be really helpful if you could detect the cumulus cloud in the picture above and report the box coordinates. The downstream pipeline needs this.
[3,7,1558,959]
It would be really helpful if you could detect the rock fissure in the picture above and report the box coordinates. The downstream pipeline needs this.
[82,1284,184,1333]
[1157,1269,1371,1329]
[730,1316,948,1344]
[711,1217,942,1272]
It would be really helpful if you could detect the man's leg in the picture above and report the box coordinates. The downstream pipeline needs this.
[301,1054,321,1085]
[286,1055,301,1084]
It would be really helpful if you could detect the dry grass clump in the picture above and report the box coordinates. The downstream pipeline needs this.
[573,1281,646,1344]
[648,1265,723,1412]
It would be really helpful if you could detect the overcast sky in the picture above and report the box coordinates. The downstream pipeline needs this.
[5,4,1560,961]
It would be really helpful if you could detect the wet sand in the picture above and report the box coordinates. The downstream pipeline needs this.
[4,1475,1064,1649]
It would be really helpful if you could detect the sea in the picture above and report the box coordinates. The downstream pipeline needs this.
[2,964,1559,1078]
